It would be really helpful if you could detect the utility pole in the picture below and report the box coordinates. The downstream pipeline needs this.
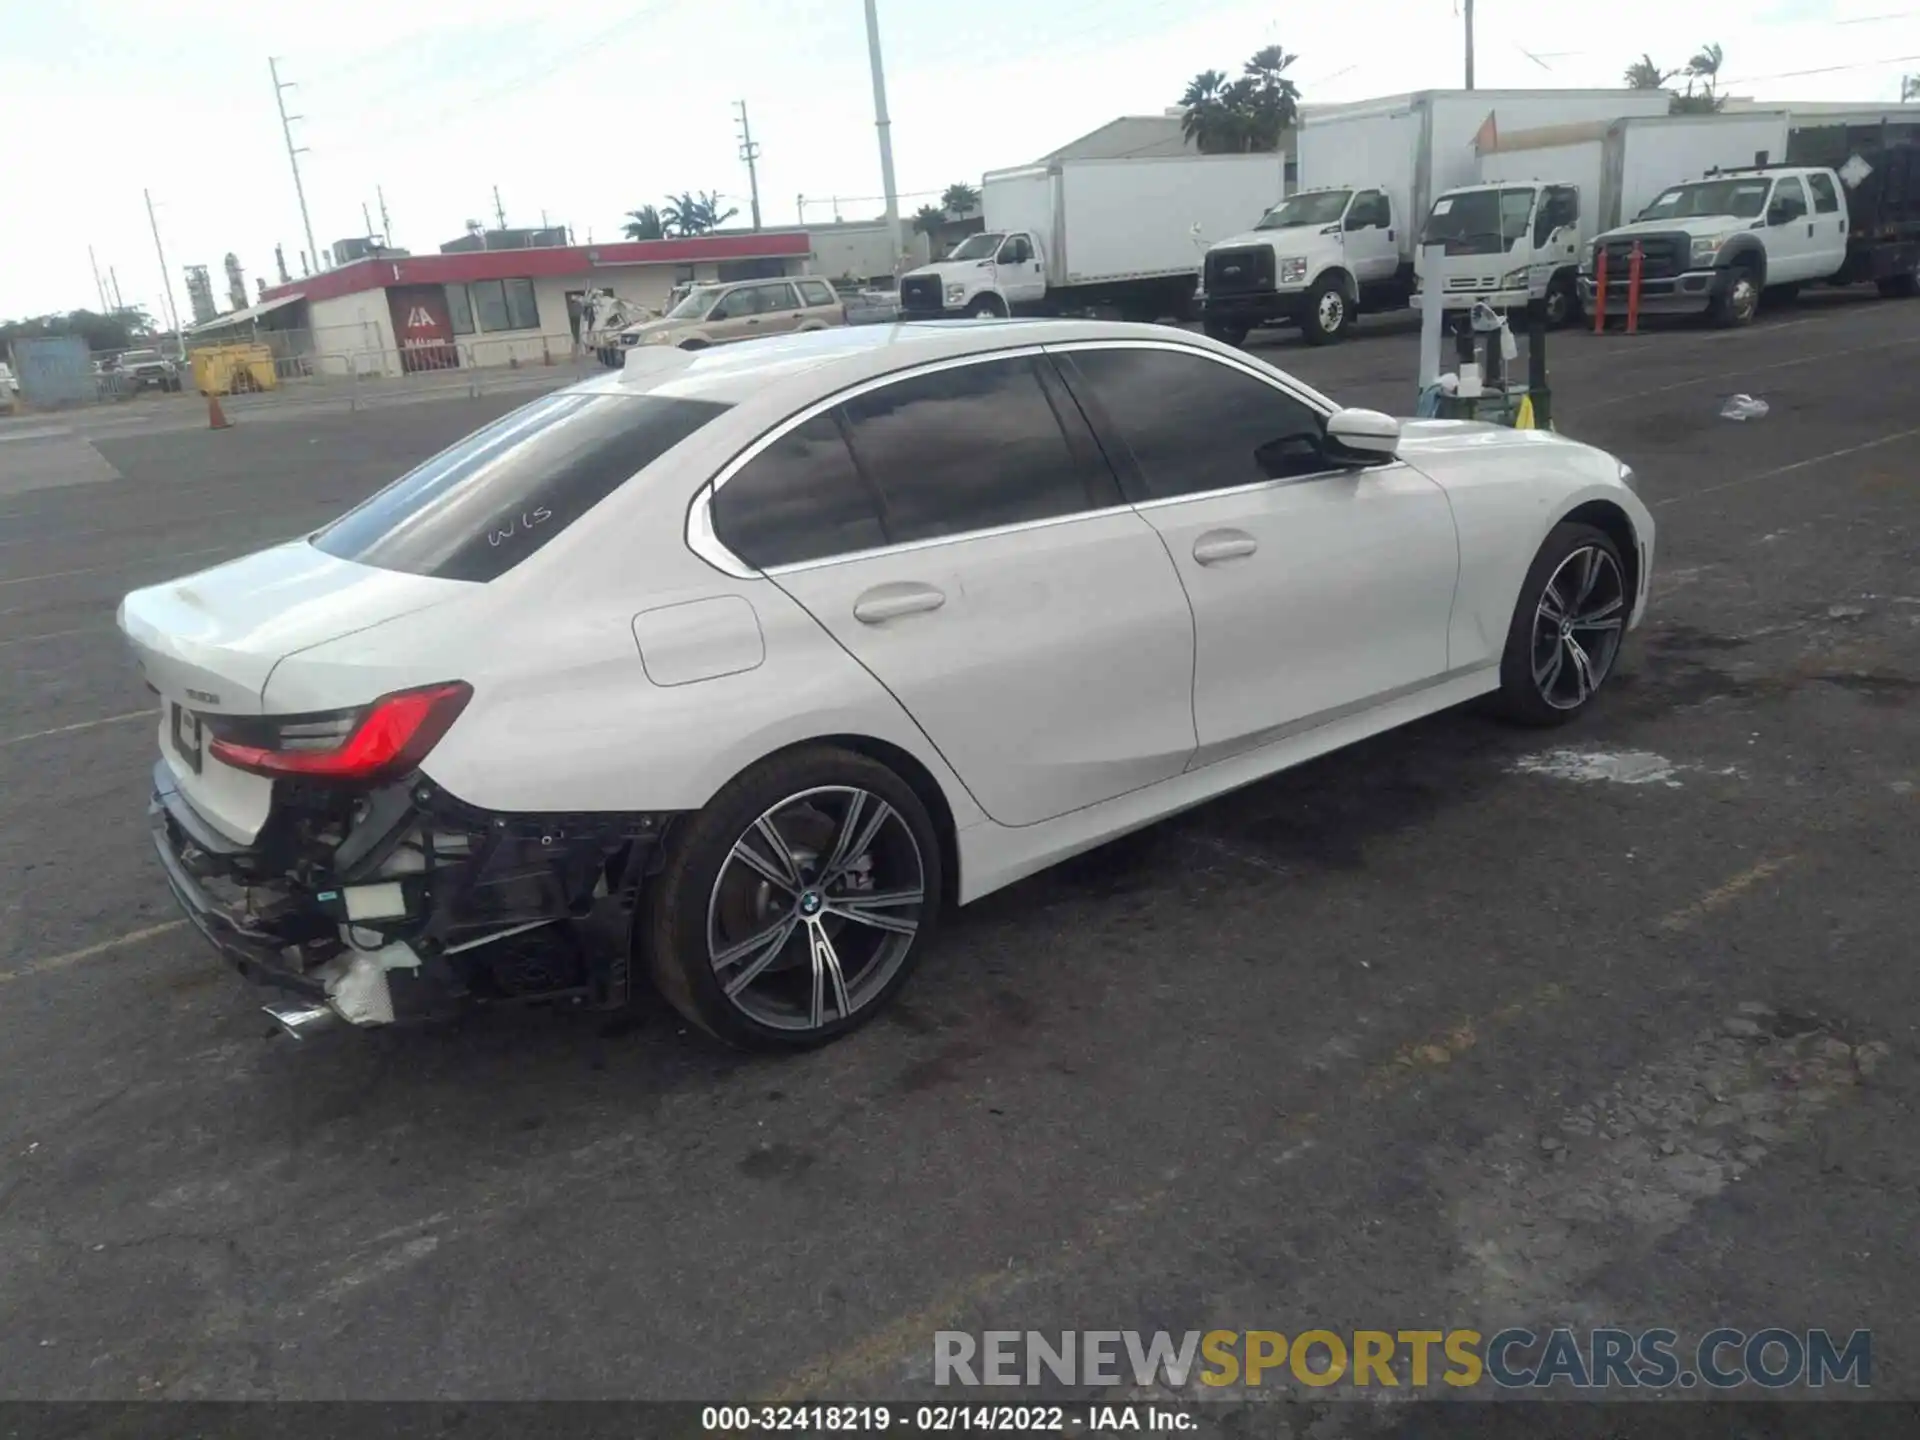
[110,267,125,311]
[734,100,764,230]
[493,185,508,230]
[797,193,807,225]
[376,186,392,245]
[363,201,376,240]
[144,189,182,339]
[1463,0,1476,90]
[88,244,109,312]
[270,58,321,276]
[862,0,901,271]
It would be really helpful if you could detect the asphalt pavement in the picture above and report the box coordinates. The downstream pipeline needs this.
[1,296,1917,1417]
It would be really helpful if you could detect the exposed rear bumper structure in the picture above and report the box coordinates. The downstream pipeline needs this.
[149,760,671,1030]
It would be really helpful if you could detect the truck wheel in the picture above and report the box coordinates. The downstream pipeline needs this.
[1301,280,1351,345]
[964,295,1006,319]
[1708,266,1760,328]
[1203,320,1249,347]
[1543,274,1580,328]
[1875,253,1920,298]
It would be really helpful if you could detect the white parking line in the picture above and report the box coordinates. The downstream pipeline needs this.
[0,544,233,588]
[1583,333,1920,411]
[0,709,153,747]
[1655,425,1920,508]
[0,920,189,987]
[0,624,102,650]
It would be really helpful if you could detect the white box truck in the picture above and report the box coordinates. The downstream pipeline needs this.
[1439,111,1793,322]
[1198,88,1668,343]
[897,153,1283,322]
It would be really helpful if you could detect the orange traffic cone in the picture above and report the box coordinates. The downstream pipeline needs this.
[207,392,232,430]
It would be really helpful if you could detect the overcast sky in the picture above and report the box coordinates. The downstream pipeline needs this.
[2,0,1915,323]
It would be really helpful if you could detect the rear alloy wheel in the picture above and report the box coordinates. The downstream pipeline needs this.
[1492,522,1629,726]
[642,747,941,1049]
[1301,279,1350,345]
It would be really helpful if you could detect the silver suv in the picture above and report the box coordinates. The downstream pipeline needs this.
[617,277,846,353]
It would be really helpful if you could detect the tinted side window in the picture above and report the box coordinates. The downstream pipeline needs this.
[713,289,756,319]
[711,413,886,569]
[839,356,1115,545]
[314,392,729,582]
[1772,176,1809,219]
[1060,347,1333,500]
[798,279,837,307]
[1808,173,1840,214]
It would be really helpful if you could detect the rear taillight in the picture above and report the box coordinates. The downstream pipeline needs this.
[209,682,472,782]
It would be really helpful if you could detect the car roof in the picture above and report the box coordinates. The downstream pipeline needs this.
[569,319,1243,407]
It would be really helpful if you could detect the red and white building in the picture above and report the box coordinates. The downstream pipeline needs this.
[221,230,821,374]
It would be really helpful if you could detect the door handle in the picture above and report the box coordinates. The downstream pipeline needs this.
[852,582,947,624]
[1192,530,1258,565]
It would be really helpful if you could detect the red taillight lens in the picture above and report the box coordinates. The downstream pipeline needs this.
[209,682,472,782]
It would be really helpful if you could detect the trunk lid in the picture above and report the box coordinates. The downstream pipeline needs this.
[118,540,472,843]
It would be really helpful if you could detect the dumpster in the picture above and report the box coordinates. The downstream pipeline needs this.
[190,344,278,396]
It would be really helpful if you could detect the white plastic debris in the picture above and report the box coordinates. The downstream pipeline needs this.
[1720,394,1770,421]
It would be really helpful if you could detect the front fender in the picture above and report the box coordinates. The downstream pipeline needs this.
[1715,236,1768,285]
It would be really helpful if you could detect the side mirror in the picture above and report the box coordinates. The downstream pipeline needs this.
[1326,407,1401,459]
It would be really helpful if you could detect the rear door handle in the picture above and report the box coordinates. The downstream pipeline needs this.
[852,582,947,624]
[1192,530,1258,565]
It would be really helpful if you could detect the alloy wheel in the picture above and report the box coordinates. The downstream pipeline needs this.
[1531,547,1627,711]
[1318,290,1345,333]
[705,786,926,1033]
[1729,276,1758,324]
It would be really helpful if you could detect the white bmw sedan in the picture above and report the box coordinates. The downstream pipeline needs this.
[120,320,1653,1049]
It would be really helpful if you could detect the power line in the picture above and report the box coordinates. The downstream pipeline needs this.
[1722,51,1920,84]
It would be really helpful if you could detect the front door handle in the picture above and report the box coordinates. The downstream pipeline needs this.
[853,581,947,624]
[1192,530,1258,565]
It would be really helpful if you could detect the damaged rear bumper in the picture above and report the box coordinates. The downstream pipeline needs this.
[148,760,669,1029]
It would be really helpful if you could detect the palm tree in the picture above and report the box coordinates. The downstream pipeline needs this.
[1623,53,1673,90]
[1179,68,1244,154]
[940,183,980,216]
[622,205,665,241]
[1241,44,1300,151]
[911,203,947,237]
[660,191,740,236]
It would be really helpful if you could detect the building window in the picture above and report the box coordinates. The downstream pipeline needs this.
[446,284,475,335]
[445,277,540,333]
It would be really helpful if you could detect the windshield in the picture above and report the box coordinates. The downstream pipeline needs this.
[1636,178,1772,221]
[666,287,723,320]
[1420,187,1537,255]
[946,232,1006,261]
[1255,190,1353,230]
[312,391,731,583]
[122,350,161,363]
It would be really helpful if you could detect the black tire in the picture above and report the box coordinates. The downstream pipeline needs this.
[1875,253,1920,298]
[964,294,1006,319]
[640,745,944,1051]
[1543,273,1581,328]
[1707,264,1760,328]
[1490,522,1630,727]
[1203,319,1249,347]
[1300,277,1351,345]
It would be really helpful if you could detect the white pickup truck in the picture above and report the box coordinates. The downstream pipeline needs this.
[1580,148,1920,326]
[1198,187,1413,346]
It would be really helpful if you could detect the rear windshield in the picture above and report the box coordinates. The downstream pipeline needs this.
[312,390,729,582]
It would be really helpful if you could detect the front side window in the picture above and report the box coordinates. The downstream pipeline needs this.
[997,236,1033,264]
[713,287,762,320]
[1059,346,1334,500]
[1345,191,1388,229]
[711,414,886,569]
[838,355,1114,545]
[314,392,729,582]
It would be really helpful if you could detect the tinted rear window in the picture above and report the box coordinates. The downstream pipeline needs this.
[312,391,728,581]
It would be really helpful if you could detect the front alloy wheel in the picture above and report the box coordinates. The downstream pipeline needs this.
[1531,547,1627,712]
[1492,522,1630,726]
[642,746,943,1049]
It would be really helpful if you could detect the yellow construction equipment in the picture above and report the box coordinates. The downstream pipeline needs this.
[190,343,277,397]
